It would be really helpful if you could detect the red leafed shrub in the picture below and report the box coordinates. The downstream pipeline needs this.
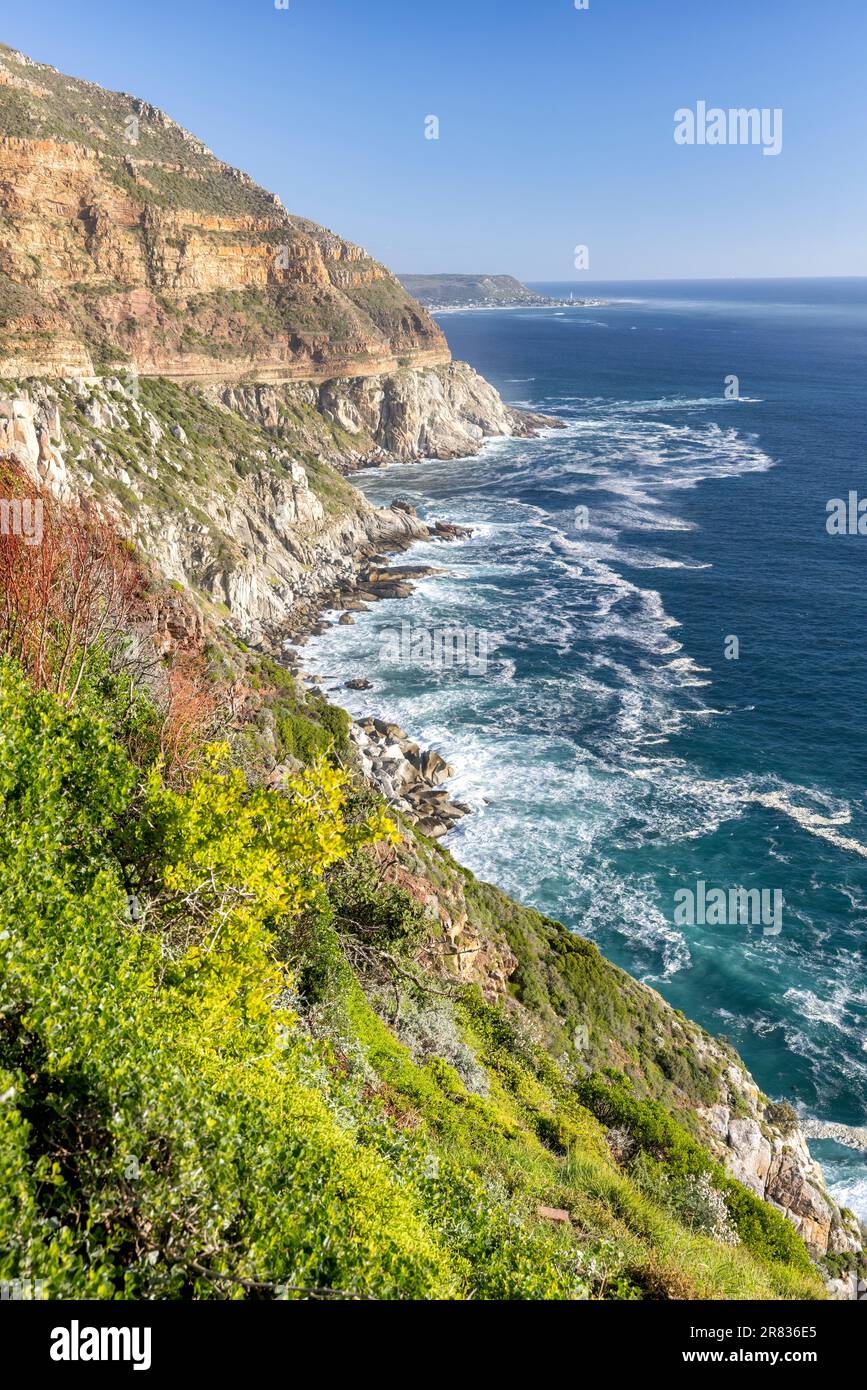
[0,460,149,703]
[159,652,219,778]
[0,462,224,778]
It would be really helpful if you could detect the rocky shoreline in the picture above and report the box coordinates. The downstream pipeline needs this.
[348,717,470,838]
[281,504,474,839]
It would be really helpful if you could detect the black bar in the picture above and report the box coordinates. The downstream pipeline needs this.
[4,1298,858,1376]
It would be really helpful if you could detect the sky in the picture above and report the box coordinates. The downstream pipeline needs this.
[1,0,864,281]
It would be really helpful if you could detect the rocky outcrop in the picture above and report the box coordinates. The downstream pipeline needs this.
[0,393,70,497]
[825,1270,867,1301]
[314,362,555,463]
[369,843,518,1004]
[693,1050,863,1265]
[801,1117,867,1153]
[220,362,560,470]
[348,717,470,839]
[0,376,429,640]
[0,46,448,382]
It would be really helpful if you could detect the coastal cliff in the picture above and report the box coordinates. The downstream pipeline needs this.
[2,369,862,1291]
[0,45,448,382]
[220,361,557,468]
[0,46,863,1301]
[0,368,535,636]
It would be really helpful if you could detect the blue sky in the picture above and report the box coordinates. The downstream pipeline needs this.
[1,0,864,280]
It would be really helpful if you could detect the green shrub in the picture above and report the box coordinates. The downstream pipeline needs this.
[765,1099,799,1136]
[276,710,333,764]
[719,1178,814,1274]
[577,1075,712,1180]
[577,1075,814,1274]
[0,661,450,1299]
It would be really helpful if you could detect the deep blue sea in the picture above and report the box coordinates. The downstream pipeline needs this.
[304,279,867,1217]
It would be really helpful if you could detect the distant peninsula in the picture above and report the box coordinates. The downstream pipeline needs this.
[398,273,603,311]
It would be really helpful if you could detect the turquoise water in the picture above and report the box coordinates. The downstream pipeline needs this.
[303,280,867,1216]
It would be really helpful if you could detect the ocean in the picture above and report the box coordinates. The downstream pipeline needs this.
[302,279,867,1218]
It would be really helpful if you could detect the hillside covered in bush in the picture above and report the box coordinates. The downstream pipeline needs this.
[0,470,861,1301]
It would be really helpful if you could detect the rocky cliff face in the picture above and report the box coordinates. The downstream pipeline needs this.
[693,1046,863,1266]
[0,377,429,639]
[0,45,448,382]
[219,361,557,469]
[0,362,548,639]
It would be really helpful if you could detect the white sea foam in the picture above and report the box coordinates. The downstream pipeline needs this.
[783,988,851,1030]
[748,790,867,859]
[827,1171,867,1224]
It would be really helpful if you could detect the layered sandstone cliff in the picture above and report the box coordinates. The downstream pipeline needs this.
[0,45,448,382]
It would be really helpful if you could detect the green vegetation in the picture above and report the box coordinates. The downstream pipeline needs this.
[0,617,829,1299]
[765,1099,799,1135]
[248,656,352,767]
[0,661,443,1299]
[575,1076,814,1273]
[454,869,726,1118]
[344,274,425,338]
[0,272,48,328]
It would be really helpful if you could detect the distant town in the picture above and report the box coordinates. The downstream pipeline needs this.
[398,273,606,311]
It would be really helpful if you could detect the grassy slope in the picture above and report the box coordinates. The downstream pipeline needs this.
[224,667,827,1299]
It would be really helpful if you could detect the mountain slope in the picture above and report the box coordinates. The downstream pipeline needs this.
[0,45,448,381]
[0,486,851,1299]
